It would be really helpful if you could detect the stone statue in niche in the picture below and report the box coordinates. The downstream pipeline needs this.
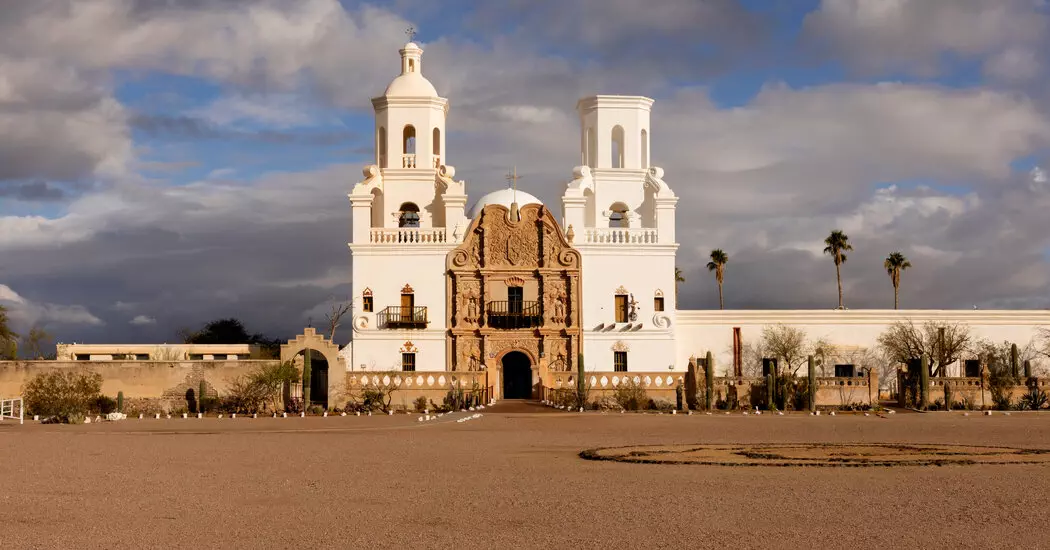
[468,353,480,372]
[628,293,638,322]
[552,293,566,324]
[465,293,480,324]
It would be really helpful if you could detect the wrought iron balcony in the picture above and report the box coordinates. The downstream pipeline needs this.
[377,306,428,329]
[486,301,542,329]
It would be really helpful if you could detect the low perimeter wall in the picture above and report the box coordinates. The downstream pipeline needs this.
[341,371,494,411]
[906,377,1050,408]
[0,360,278,411]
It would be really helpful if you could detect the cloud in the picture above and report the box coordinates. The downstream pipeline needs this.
[129,315,156,326]
[802,0,1050,76]
[0,283,104,329]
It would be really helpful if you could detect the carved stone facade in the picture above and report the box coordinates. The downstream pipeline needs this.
[446,203,582,380]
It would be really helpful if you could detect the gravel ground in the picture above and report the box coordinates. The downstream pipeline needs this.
[2,403,1050,549]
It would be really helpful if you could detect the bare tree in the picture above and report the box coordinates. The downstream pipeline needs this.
[810,337,834,377]
[761,325,811,376]
[1038,328,1050,360]
[325,298,354,343]
[876,320,974,376]
[20,325,54,359]
[739,339,767,378]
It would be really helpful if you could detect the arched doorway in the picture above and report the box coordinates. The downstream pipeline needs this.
[297,349,329,410]
[502,351,532,399]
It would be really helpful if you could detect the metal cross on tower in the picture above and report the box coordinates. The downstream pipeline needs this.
[506,166,522,202]
[405,26,417,41]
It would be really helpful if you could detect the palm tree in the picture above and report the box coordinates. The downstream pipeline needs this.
[823,230,853,309]
[706,249,728,310]
[884,251,911,310]
[674,267,685,308]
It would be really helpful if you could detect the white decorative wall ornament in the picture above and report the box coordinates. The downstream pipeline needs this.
[665,376,674,386]
[589,375,597,387]
[352,315,370,332]
[643,376,652,386]
[438,375,446,386]
[426,375,435,386]
[416,375,424,386]
[632,376,641,385]
[655,376,663,387]
[600,376,609,387]
[382,375,391,386]
[652,313,672,329]
[611,376,620,387]
[612,340,630,352]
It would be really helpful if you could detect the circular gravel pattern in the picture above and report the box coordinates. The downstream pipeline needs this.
[581,443,1050,467]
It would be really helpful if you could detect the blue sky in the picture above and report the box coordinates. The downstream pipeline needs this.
[1,0,1050,347]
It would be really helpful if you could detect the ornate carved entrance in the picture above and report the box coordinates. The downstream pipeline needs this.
[446,203,582,398]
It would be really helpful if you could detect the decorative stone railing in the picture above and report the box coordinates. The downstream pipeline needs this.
[402,154,416,168]
[583,228,659,244]
[369,228,447,244]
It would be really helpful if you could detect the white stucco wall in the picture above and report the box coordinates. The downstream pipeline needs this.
[349,247,450,373]
[674,310,1050,376]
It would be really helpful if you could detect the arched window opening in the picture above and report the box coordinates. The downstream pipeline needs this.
[398,202,420,228]
[408,59,415,72]
[611,125,625,168]
[608,202,629,228]
[640,129,648,168]
[402,125,416,167]
[432,127,441,167]
[378,126,387,167]
[587,127,597,168]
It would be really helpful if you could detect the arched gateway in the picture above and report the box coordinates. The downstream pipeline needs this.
[446,201,582,400]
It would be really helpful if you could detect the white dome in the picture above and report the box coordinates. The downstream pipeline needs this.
[384,73,438,97]
[468,188,543,219]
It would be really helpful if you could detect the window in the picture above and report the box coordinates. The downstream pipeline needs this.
[654,296,664,312]
[432,127,441,155]
[403,125,416,155]
[614,294,628,323]
[611,125,625,168]
[402,353,416,371]
[586,127,597,168]
[508,286,523,315]
[189,354,204,361]
[614,351,628,372]
[640,129,648,168]
[964,359,981,378]
[398,202,420,228]
[835,364,856,378]
[378,126,386,167]
[135,354,150,360]
[75,354,90,361]
[363,295,373,312]
[408,59,415,72]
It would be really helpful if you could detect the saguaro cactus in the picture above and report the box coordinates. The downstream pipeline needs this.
[576,352,586,408]
[302,350,312,410]
[199,380,207,414]
[919,356,930,410]
[676,384,685,411]
[1011,343,1019,380]
[117,391,124,413]
[943,381,953,411]
[1024,360,1032,379]
[765,373,775,410]
[704,351,714,410]
[807,355,816,413]
[685,357,698,410]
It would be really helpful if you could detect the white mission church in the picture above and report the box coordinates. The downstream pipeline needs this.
[346,41,1050,399]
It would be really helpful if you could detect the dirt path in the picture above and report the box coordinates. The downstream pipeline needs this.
[2,410,1049,549]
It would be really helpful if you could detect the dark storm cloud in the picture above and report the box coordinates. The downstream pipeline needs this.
[0,181,67,201]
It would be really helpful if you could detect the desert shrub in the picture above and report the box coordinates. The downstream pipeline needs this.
[1019,387,1049,411]
[548,388,577,408]
[592,395,620,411]
[285,397,304,414]
[613,379,647,411]
[991,389,1013,411]
[413,396,428,412]
[22,370,103,422]
[93,395,117,414]
[223,361,299,413]
[959,395,978,411]
[648,399,675,412]
[307,404,325,415]
[345,386,393,412]
[931,398,944,411]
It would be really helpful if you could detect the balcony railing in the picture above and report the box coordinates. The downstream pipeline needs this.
[377,306,428,329]
[486,301,542,329]
[402,154,416,168]
[584,228,659,244]
[369,228,447,244]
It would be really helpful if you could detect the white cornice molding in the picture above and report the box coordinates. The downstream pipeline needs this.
[676,309,1050,326]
